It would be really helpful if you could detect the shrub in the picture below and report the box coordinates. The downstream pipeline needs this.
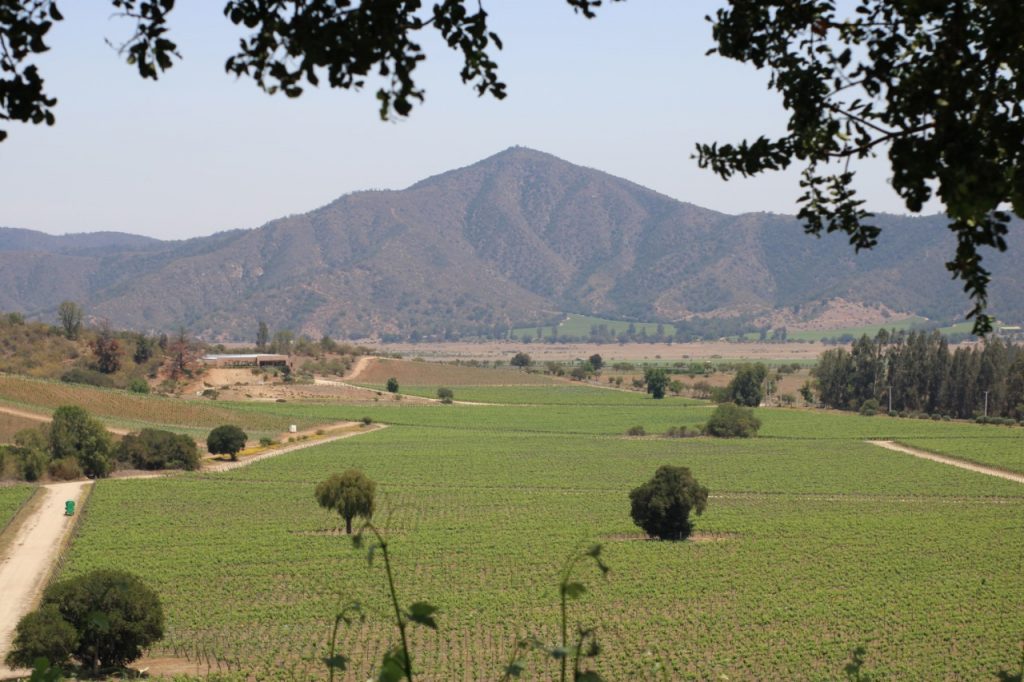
[206,425,248,461]
[859,398,880,416]
[629,465,709,540]
[626,425,646,436]
[50,406,112,478]
[663,426,688,438]
[704,403,761,438]
[437,387,454,404]
[118,429,200,470]
[259,437,273,447]
[60,368,114,388]
[127,378,150,394]
[361,416,373,426]
[386,377,399,393]
[48,457,83,480]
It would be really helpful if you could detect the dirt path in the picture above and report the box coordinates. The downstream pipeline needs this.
[868,440,1024,484]
[345,355,376,381]
[0,404,131,436]
[0,481,92,675]
[204,423,387,472]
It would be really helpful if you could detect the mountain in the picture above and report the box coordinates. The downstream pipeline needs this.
[0,147,1020,339]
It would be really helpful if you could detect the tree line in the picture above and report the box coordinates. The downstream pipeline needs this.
[812,330,1024,421]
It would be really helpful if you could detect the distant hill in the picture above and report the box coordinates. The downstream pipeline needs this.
[0,147,1020,340]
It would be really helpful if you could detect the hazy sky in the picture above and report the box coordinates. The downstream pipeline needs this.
[0,1,930,240]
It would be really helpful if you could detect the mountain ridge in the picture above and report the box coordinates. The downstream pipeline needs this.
[0,147,1020,340]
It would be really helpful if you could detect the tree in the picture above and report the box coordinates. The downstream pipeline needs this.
[386,377,399,393]
[725,363,768,407]
[705,403,762,438]
[588,354,604,371]
[132,333,156,365]
[118,429,200,471]
[629,465,709,541]
[37,570,163,674]
[698,1,1024,333]
[206,425,248,461]
[436,387,454,404]
[57,301,82,340]
[510,352,531,368]
[644,367,670,399]
[315,469,376,535]
[49,405,112,478]
[165,327,194,381]
[4,604,79,670]
[256,320,269,351]
[91,323,121,374]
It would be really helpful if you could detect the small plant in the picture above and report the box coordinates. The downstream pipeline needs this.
[259,437,273,447]
[859,398,880,416]
[625,425,646,437]
[386,377,400,393]
[361,416,373,426]
[437,387,454,404]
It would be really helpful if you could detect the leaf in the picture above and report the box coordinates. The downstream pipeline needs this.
[406,601,438,629]
[322,655,348,671]
[378,647,407,682]
[562,582,587,599]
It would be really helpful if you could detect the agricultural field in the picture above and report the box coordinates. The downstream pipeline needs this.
[0,375,329,439]
[0,410,47,443]
[57,380,1024,680]
[354,358,563,387]
[898,436,1024,474]
[513,314,676,340]
[0,484,35,533]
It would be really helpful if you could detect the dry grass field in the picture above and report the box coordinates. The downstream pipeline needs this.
[354,357,565,386]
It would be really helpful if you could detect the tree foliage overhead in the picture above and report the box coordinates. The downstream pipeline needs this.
[698,1,1024,333]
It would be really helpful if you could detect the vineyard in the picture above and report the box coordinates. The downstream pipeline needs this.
[0,484,35,532]
[0,375,329,438]
[53,379,1024,680]
[897,437,1024,474]
[354,358,563,387]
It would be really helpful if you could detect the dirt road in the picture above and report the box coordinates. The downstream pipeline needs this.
[0,404,131,436]
[868,440,1024,484]
[0,480,92,674]
[345,355,376,381]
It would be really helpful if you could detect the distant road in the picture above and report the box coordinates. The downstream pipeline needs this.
[868,440,1024,484]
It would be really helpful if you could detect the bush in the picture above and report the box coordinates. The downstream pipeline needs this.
[48,457,83,480]
[437,387,454,404]
[118,429,200,470]
[386,377,399,393]
[4,604,79,669]
[626,425,646,436]
[50,406,112,478]
[127,378,150,394]
[859,398,880,416]
[361,416,373,426]
[60,368,114,388]
[629,465,709,540]
[663,426,689,438]
[206,425,248,461]
[704,403,761,438]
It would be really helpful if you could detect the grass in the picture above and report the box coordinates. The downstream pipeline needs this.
[512,313,676,340]
[56,391,1024,680]
[897,436,1024,474]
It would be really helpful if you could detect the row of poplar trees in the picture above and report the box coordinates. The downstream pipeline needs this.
[812,330,1024,419]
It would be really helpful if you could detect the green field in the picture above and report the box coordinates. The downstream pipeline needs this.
[513,313,676,340]
[57,384,1024,680]
[899,436,1024,474]
[0,483,36,532]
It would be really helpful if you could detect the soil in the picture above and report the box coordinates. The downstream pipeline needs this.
[868,440,1024,484]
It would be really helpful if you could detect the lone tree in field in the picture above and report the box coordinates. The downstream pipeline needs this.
[704,403,762,438]
[630,465,709,541]
[206,425,248,461]
[588,354,604,372]
[7,570,164,674]
[315,469,376,534]
[510,352,532,368]
[437,387,454,404]
[644,367,670,399]
[386,377,399,393]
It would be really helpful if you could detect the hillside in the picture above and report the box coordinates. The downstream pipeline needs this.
[0,147,1021,339]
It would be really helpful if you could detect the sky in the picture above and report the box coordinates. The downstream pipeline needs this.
[0,1,929,240]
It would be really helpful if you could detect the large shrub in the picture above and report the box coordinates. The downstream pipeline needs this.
[704,403,761,438]
[118,429,200,470]
[49,406,113,478]
[629,465,709,540]
[7,570,163,674]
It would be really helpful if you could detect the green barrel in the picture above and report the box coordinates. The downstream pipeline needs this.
[65,500,75,516]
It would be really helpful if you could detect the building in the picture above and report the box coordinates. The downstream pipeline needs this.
[201,353,292,369]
